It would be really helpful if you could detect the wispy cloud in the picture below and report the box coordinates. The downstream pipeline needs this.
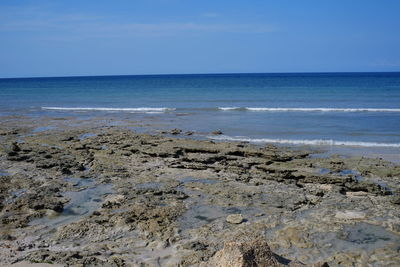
[95,22,276,35]
[202,12,219,18]
[0,12,106,31]
[0,5,278,40]
[0,20,276,35]
[370,59,400,68]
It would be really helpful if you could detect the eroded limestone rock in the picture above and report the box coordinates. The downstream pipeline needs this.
[202,239,282,267]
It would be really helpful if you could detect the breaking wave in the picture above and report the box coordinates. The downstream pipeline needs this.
[208,135,400,148]
[42,106,400,113]
[218,107,400,112]
[42,107,175,112]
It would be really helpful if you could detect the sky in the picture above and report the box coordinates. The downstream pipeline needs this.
[0,0,400,78]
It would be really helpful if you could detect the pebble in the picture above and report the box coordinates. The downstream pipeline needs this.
[226,214,244,224]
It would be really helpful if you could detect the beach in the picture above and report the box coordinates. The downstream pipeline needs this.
[0,73,399,266]
[2,0,400,264]
[0,114,399,266]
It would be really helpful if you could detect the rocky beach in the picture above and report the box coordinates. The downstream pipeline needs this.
[0,115,398,266]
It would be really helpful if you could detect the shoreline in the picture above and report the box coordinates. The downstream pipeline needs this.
[1,112,399,162]
[0,116,399,266]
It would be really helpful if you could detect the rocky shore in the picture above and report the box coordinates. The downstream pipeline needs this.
[0,117,399,266]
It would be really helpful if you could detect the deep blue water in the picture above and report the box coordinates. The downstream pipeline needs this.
[1,73,400,148]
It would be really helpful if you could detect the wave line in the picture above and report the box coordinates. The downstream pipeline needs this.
[208,135,400,148]
[42,107,175,112]
[218,107,400,112]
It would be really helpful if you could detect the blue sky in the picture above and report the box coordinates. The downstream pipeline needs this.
[1,0,400,78]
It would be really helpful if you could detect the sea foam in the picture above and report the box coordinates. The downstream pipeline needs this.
[218,107,242,111]
[42,107,175,112]
[218,107,400,112]
[208,135,400,148]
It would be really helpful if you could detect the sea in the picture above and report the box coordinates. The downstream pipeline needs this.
[1,72,399,160]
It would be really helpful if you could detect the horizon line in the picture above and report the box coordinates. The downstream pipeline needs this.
[1,71,400,80]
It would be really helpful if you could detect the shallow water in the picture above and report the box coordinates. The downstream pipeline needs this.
[32,126,56,133]
[179,204,263,231]
[339,223,397,247]
[318,168,393,193]
[318,168,361,178]
[179,177,219,185]
[317,223,400,259]
[3,189,26,205]
[311,146,400,163]
[79,132,97,140]
[30,177,113,228]
[271,221,400,265]
[1,73,399,159]
[136,182,164,189]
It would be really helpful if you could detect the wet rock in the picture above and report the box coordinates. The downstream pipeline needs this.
[170,128,182,135]
[345,181,390,196]
[390,223,400,234]
[0,233,16,241]
[0,124,398,266]
[60,136,74,141]
[335,211,366,220]
[26,250,108,266]
[345,191,368,197]
[122,202,186,238]
[279,227,313,249]
[183,241,208,251]
[61,167,72,175]
[76,163,86,171]
[211,130,223,135]
[0,129,18,136]
[102,194,125,208]
[226,214,244,224]
[390,193,400,205]
[202,239,281,266]
[311,263,330,267]
[9,261,63,267]
[11,142,21,152]
[29,199,64,213]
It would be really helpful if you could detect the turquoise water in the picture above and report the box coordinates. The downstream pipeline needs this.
[1,73,400,148]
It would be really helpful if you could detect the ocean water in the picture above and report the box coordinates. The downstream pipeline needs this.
[1,73,400,152]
